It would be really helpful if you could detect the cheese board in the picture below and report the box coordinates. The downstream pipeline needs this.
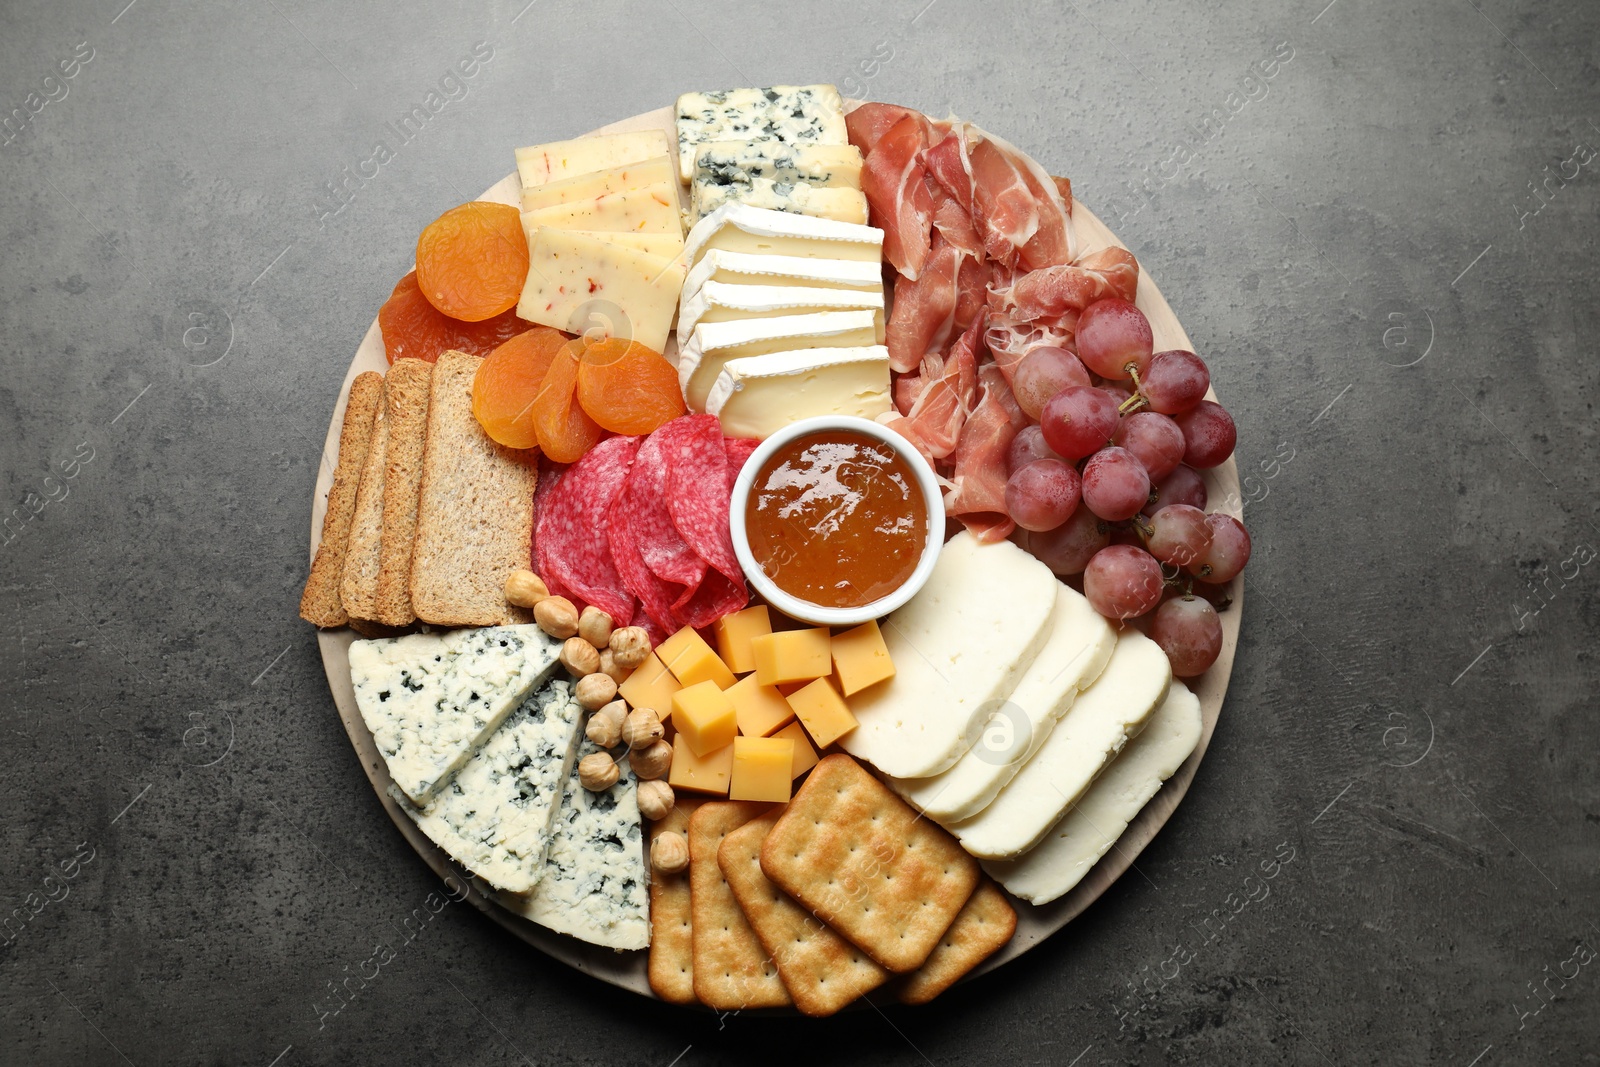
[308,97,1244,1006]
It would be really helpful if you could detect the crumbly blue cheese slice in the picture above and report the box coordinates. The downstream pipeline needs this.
[396,678,585,893]
[693,141,863,191]
[674,85,848,183]
[349,624,562,804]
[497,733,650,950]
[691,176,868,225]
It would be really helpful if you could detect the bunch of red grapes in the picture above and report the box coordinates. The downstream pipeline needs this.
[1004,297,1251,678]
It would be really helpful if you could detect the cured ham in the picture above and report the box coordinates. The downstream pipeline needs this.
[845,101,929,155]
[885,230,960,372]
[968,136,1041,266]
[882,317,981,464]
[944,363,1028,542]
[861,114,934,280]
[988,246,1139,328]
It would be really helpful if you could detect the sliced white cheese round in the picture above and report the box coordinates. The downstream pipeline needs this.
[682,202,884,268]
[678,309,880,412]
[704,346,892,439]
[676,281,885,349]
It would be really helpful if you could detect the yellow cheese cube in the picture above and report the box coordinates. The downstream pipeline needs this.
[714,605,772,675]
[726,674,796,738]
[729,736,795,803]
[830,619,896,697]
[772,721,819,779]
[750,628,832,687]
[672,681,738,757]
[657,626,737,690]
[668,735,733,796]
[785,677,859,750]
[617,652,682,722]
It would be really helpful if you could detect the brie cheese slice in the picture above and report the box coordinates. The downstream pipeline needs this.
[705,347,892,440]
[678,309,879,411]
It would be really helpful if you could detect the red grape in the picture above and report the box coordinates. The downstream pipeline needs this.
[1076,298,1154,379]
[1005,459,1081,532]
[1188,513,1251,583]
[1147,464,1207,514]
[1149,595,1223,676]
[1141,350,1210,414]
[1012,346,1090,419]
[1100,382,1133,407]
[1030,504,1109,575]
[1081,446,1151,521]
[1146,504,1212,568]
[1083,544,1164,619]
[1112,411,1185,482]
[1041,386,1118,460]
[1007,425,1063,474]
[1174,400,1237,468]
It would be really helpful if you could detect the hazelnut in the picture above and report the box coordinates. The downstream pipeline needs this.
[504,569,549,608]
[560,637,601,677]
[629,739,672,780]
[621,707,664,749]
[578,606,614,649]
[578,752,619,792]
[598,648,629,685]
[575,673,619,710]
[608,626,651,670]
[534,596,579,639]
[651,830,689,875]
[585,700,627,748]
[637,779,675,821]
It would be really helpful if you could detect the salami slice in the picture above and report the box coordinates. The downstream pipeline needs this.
[532,463,572,600]
[540,435,639,623]
[607,491,681,635]
[629,601,668,647]
[674,568,749,630]
[629,420,708,589]
[665,415,745,595]
[724,436,760,495]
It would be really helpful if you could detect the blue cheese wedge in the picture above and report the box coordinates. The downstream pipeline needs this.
[497,733,650,950]
[396,678,585,893]
[691,176,869,225]
[674,85,848,184]
[693,141,863,191]
[349,624,562,804]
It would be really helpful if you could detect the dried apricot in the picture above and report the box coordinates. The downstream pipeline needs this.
[415,201,529,322]
[378,272,530,364]
[533,342,603,463]
[575,339,686,435]
[472,327,568,449]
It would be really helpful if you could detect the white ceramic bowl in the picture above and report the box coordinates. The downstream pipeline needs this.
[728,415,945,627]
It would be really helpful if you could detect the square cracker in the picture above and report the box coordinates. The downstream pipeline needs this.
[299,371,383,628]
[760,754,978,973]
[719,808,889,1016]
[648,797,704,1005]
[896,877,1016,1004]
[690,802,791,1010]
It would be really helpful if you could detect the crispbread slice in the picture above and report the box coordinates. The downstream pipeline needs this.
[373,358,432,626]
[648,797,705,1005]
[340,386,389,620]
[409,350,538,627]
[690,802,790,1010]
[299,371,383,627]
[760,754,979,973]
[895,878,1015,1004]
[719,808,889,1016]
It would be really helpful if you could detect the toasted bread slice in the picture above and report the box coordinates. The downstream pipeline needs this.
[410,350,539,626]
[299,371,383,628]
[373,359,432,626]
[340,385,389,621]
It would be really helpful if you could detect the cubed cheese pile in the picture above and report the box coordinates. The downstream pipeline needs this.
[513,129,687,354]
[614,605,896,805]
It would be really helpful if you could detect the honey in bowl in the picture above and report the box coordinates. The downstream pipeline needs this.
[744,430,929,610]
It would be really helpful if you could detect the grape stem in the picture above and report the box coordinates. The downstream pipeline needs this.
[1118,364,1148,414]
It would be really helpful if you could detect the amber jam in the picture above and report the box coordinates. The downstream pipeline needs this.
[744,430,929,609]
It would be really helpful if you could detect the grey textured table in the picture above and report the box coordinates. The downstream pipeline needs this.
[2,1,1596,1064]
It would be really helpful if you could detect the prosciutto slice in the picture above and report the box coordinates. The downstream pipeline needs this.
[860,114,934,280]
[882,317,981,464]
[845,102,929,155]
[988,246,1139,328]
[944,362,1028,542]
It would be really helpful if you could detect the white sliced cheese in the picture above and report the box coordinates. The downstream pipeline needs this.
[691,178,869,225]
[705,347,892,440]
[949,629,1172,860]
[520,155,677,214]
[496,730,650,950]
[674,84,847,183]
[517,230,685,356]
[520,184,682,236]
[983,683,1202,904]
[682,203,883,267]
[694,140,863,190]
[676,282,884,349]
[682,250,883,296]
[679,309,879,412]
[837,533,1058,779]
[397,678,585,893]
[516,129,672,189]
[887,585,1116,823]
[349,625,562,804]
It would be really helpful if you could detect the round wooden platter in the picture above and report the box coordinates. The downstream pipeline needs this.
[312,103,1242,1001]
